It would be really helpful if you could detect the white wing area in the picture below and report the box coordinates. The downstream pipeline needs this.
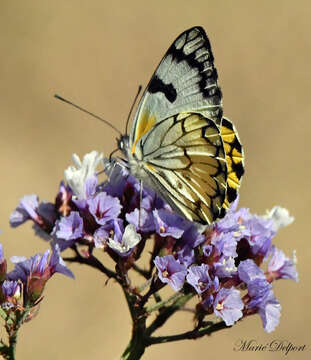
[131,27,223,146]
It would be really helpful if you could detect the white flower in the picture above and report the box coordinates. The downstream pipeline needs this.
[107,224,141,255]
[266,206,294,231]
[64,151,103,198]
[222,256,237,274]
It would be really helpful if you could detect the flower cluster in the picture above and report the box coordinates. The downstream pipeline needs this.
[9,151,298,333]
[0,238,73,359]
[0,242,73,313]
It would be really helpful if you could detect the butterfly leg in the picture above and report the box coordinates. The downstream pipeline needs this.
[138,180,143,229]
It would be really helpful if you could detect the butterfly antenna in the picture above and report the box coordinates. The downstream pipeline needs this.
[54,94,122,136]
[125,85,142,136]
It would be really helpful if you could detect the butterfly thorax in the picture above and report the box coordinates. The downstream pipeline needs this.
[118,135,145,178]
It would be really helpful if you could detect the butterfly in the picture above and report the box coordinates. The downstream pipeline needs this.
[56,26,244,225]
[113,26,244,225]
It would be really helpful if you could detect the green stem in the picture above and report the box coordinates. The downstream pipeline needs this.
[132,264,149,279]
[1,308,31,360]
[146,321,228,345]
[120,327,147,360]
[122,288,137,322]
[7,332,17,360]
[64,249,117,280]
[121,287,148,360]
[146,293,182,313]
[146,293,194,336]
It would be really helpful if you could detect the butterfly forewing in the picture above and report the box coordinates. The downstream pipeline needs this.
[135,113,227,224]
[130,27,223,150]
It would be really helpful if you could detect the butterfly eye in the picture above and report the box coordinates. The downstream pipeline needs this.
[117,138,123,150]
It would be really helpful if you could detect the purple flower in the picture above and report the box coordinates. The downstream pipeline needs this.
[8,245,74,283]
[243,215,274,257]
[10,194,41,227]
[93,226,110,248]
[175,224,205,267]
[37,202,57,226]
[153,209,186,238]
[237,259,266,284]
[0,243,6,282]
[1,280,21,309]
[202,244,213,257]
[214,256,237,278]
[186,264,213,294]
[103,162,167,213]
[154,255,187,291]
[7,256,34,283]
[88,192,122,225]
[213,287,244,326]
[215,196,249,234]
[1,280,20,298]
[176,245,195,267]
[126,208,155,232]
[55,181,73,216]
[258,294,281,333]
[247,278,281,333]
[49,245,75,279]
[103,159,129,198]
[103,170,142,212]
[202,294,214,308]
[54,211,83,240]
[10,196,58,243]
[211,232,238,258]
[110,219,124,241]
[107,223,141,257]
[7,246,73,304]
[267,246,298,282]
[0,243,4,263]
[85,176,97,198]
[180,223,205,248]
[215,212,241,234]
[210,232,239,278]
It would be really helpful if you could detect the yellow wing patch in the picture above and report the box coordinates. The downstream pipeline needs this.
[132,111,156,154]
[220,117,244,214]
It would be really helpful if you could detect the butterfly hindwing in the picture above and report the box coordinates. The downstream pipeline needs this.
[130,27,223,150]
[135,113,227,224]
[220,117,244,215]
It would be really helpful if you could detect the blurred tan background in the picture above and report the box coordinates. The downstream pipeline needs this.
[0,0,310,359]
